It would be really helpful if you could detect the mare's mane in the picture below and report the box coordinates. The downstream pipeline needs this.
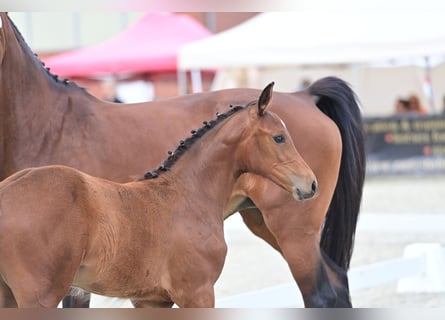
[142,102,256,180]
[5,13,82,89]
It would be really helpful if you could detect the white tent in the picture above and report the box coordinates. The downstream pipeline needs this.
[179,12,445,69]
[178,12,445,115]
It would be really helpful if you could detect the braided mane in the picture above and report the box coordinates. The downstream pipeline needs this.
[142,102,256,180]
[6,13,81,88]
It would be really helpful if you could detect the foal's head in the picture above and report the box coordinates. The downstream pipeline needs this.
[234,82,318,201]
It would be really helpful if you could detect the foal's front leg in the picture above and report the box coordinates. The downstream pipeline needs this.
[163,215,226,308]
[174,283,216,308]
[131,287,216,308]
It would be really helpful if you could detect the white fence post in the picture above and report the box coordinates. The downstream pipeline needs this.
[397,243,445,293]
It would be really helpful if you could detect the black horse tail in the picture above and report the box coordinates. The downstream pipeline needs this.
[308,77,366,270]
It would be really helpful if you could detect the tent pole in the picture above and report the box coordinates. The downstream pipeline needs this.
[177,70,188,95]
[424,56,436,113]
[204,13,216,33]
[191,69,203,93]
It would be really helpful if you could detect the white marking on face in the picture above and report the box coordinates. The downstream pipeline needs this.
[0,16,2,29]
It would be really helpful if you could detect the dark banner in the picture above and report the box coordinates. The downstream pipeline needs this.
[364,113,445,176]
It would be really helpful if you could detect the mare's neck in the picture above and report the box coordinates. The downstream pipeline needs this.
[0,29,77,122]
[0,18,92,178]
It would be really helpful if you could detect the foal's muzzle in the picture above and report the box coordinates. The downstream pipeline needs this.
[294,179,317,201]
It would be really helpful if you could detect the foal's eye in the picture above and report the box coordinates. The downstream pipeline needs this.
[273,135,285,143]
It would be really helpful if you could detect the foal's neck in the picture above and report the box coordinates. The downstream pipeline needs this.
[150,112,246,216]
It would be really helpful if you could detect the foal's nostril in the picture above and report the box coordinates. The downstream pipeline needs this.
[311,180,317,194]
[295,180,317,201]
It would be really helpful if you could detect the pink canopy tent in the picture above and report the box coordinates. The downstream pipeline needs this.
[44,12,211,77]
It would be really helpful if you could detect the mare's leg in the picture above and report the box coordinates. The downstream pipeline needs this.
[62,288,91,308]
[319,250,351,307]
[240,210,339,307]
[238,208,282,253]
[131,300,174,308]
[233,174,351,307]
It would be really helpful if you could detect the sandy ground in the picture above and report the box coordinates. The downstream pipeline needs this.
[89,175,445,308]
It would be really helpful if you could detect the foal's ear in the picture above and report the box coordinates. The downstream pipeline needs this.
[258,81,274,116]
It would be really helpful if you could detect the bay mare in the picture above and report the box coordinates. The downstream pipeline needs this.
[0,13,365,307]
